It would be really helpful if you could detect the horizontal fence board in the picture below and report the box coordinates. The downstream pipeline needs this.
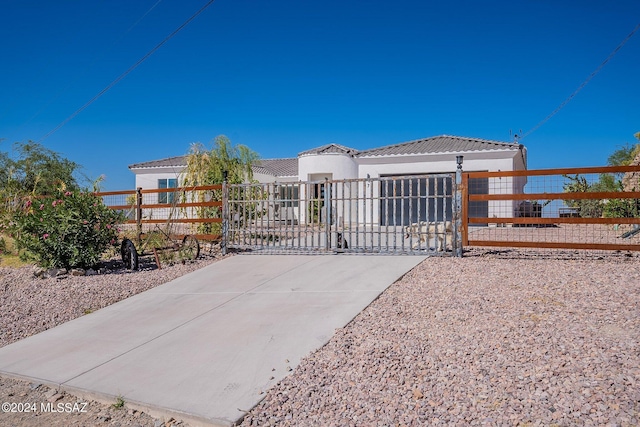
[101,185,224,248]
[192,234,222,241]
[139,201,222,209]
[140,218,222,224]
[469,191,640,202]
[138,233,221,241]
[159,234,221,242]
[465,165,640,178]
[467,240,640,252]
[177,201,223,208]
[139,185,222,194]
[463,164,640,253]
[95,190,137,197]
[469,217,640,225]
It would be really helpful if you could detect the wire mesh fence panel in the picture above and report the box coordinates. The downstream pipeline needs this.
[98,190,137,222]
[98,186,223,242]
[462,166,640,255]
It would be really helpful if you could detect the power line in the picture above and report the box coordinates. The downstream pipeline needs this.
[1,1,164,124]
[18,0,164,128]
[38,0,216,143]
[520,22,640,140]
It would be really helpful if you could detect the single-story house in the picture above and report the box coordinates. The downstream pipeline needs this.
[128,135,527,222]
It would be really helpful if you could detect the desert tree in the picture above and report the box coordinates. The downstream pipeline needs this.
[181,135,260,235]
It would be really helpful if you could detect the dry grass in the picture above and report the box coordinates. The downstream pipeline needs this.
[0,234,30,268]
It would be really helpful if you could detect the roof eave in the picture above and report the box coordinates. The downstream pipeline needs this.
[356,147,521,159]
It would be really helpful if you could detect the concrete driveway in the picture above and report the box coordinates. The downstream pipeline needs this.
[0,254,425,426]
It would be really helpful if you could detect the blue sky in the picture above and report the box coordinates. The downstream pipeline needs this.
[1,0,639,190]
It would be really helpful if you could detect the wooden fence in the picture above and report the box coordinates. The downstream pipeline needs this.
[461,165,640,252]
[97,185,224,241]
[100,164,640,255]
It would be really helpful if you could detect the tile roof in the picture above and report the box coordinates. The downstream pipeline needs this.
[355,135,521,157]
[253,158,298,177]
[128,155,298,178]
[298,143,357,156]
[128,156,187,170]
[128,135,521,177]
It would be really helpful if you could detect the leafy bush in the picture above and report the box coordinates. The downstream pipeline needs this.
[603,197,640,218]
[564,173,640,219]
[9,190,124,269]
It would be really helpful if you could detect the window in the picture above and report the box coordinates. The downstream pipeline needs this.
[379,175,454,226]
[158,178,177,204]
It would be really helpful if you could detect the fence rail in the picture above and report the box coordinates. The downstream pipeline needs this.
[99,164,640,256]
[461,165,640,252]
[98,185,223,242]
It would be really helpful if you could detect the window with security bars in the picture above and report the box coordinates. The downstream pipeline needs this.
[379,176,454,226]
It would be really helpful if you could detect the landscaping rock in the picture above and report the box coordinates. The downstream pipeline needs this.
[240,252,640,426]
[0,253,227,427]
[43,388,58,399]
[35,268,69,279]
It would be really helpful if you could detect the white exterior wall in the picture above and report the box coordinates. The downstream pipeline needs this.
[298,153,358,223]
[357,151,523,224]
[272,176,299,183]
[132,167,185,220]
[298,153,358,182]
[357,151,518,179]
[130,146,526,226]
[253,172,277,183]
[253,173,298,183]
[133,168,184,191]
[131,167,299,221]
[251,175,300,224]
[512,146,528,199]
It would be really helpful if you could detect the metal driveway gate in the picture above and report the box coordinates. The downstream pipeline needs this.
[223,174,460,255]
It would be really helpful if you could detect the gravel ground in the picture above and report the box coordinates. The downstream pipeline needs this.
[0,251,226,349]
[241,250,640,426]
[1,249,225,427]
[2,249,639,426]
[0,376,186,427]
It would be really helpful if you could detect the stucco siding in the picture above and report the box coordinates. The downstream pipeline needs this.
[298,153,358,182]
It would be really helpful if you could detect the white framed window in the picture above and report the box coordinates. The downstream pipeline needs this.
[158,178,177,204]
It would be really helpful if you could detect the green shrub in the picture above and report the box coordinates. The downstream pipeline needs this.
[603,198,640,218]
[9,190,124,269]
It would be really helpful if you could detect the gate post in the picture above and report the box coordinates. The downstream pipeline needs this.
[455,156,464,257]
[221,176,228,255]
[324,178,331,251]
[136,187,143,246]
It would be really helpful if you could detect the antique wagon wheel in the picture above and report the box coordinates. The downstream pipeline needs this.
[180,235,200,261]
[120,238,139,270]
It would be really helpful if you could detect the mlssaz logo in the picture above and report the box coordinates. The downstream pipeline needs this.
[41,402,89,413]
